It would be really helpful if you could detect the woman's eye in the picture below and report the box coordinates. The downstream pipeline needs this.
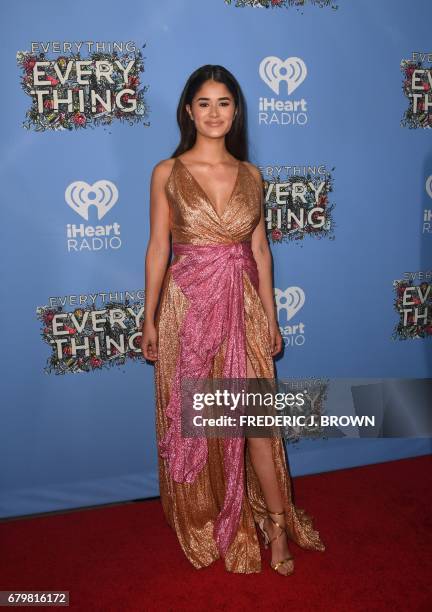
[198,102,231,108]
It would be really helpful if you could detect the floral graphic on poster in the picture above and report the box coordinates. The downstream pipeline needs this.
[263,167,336,244]
[37,292,146,374]
[224,0,338,10]
[17,43,150,132]
[392,280,432,340]
[401,59,432,129]
[278,378,329,444]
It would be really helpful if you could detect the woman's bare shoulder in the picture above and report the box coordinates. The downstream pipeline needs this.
[151,157,177,188]
[151,157,176,194]
[242,160,263,189]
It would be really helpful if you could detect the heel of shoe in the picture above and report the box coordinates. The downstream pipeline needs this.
[257,517,270,549]
[266,508,295,576]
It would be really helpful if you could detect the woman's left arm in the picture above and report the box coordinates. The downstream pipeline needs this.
[248,163,283,357]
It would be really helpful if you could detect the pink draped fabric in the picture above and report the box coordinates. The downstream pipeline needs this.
[159,240,259,557]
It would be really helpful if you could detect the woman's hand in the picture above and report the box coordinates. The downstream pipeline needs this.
[141,320,158,361]
[268,319,283,357]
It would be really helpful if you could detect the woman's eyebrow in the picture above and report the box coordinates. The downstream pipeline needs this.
[196,96,232,101]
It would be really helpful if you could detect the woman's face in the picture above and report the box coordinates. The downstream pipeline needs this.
[186,79,237,139]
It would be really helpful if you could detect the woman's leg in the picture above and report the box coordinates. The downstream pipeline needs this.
[246,354,293,574]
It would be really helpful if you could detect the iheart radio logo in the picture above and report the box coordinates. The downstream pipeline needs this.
[425,175,432,200]
[259,56,307,95]
[65,180,119,221]
[275,286,305,321]
[64,180,122,252]
[275,286,306,348]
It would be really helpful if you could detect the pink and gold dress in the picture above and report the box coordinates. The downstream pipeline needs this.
[154,156,325,573]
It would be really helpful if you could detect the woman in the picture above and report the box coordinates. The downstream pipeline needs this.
[141,64,325,575]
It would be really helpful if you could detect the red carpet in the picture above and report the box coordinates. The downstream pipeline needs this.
[1,455,431,611]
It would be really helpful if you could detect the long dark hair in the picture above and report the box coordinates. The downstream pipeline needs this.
[171,64,249,161]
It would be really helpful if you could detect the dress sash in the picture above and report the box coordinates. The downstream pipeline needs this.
[159,240,259,557]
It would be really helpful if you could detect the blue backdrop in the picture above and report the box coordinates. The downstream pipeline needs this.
[1,0,431,518]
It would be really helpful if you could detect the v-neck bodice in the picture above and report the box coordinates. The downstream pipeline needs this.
[165,156,262,245]
[175,157,241,220]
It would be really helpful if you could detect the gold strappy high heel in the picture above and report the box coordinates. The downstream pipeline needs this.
[257,509,294,576]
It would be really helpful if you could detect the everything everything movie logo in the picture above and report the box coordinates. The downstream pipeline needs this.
[393,271,432,340]
[37,290,145,374]
[225,1,338,12]
[261,163,335,244]
[401,52,432,129]
[17,41,149,131]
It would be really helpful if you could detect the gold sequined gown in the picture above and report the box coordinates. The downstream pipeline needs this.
[154,156,325,573]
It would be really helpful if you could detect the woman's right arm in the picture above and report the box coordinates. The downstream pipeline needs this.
[140,159,173,361]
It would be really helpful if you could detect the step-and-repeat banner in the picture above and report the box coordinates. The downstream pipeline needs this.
[1,0,431,517]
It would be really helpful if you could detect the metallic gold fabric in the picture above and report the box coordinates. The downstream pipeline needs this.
[154,157,325,573]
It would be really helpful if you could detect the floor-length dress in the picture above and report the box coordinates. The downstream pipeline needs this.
[154,156,325,573]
